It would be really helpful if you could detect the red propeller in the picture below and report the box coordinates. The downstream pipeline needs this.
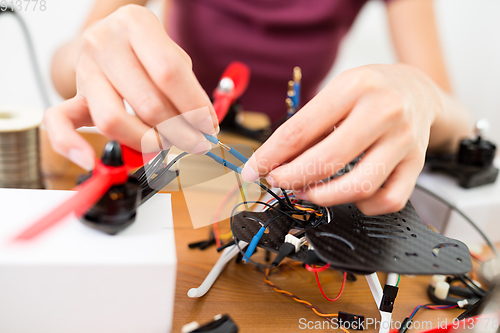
[213,61,251,122]
[14,143,156,241]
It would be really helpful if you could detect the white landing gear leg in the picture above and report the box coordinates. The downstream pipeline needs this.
[187,241,248,298]
[366,273,399,333]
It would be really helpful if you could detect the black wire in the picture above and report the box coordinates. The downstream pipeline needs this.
[148,152,188,188]
[256,182,294,210]
[1,7,51,108]
[232,200,307,227]
[456,275,487,297]
[282,189,293,207]
[228,199,318,268]
[462,275,487,294]
[138,150,169,186]
[415,183,499,258]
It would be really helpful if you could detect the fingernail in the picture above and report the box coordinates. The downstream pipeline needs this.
[190,141,212,155]
[241,163,259,183]
[293,189,309,201]
[215,125,220,135]
[68,148,94,171]
[266,175,278,188]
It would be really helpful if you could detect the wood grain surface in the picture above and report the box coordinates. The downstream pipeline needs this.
[40,128,487,333]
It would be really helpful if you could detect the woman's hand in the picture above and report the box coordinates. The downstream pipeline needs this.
[45,4,217,171]
[241,64,447,215]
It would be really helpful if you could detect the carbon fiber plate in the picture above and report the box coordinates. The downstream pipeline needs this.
[232,201,472,275]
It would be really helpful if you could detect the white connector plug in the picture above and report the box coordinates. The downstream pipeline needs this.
[285,234,306,252]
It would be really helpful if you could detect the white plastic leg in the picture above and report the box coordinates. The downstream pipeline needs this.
[365,273,397,333]
[187,241,247,298]
[366,273,383,307]
[379,312,392,333]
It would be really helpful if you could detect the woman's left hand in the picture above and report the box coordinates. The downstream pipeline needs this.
[241,64,445,215]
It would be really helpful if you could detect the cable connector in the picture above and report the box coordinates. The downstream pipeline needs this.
[379,284,399,313]
[182,314,239,333]
[457,299,469,308]
[285,234,306,253]
[271,243,295,267]
[398,317,412,333]
[242,226,266,263]
[338,311,365,331]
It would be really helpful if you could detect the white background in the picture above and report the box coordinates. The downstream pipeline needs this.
[1,0,499,145]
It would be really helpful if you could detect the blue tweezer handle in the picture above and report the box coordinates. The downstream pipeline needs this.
[203,134,248,164]
[205,151,242,174]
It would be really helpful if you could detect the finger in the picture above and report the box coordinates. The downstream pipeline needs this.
[155,113,212,154]
[126,10,218,130]
[297,135,410,207]
[43,95,96,170]
[88,34,178,126]
[85,38,214,152]
[77,55,159,153]
[354,155,424,216]
[88,35,217,137]
[240,70,372,182]
[265,93,399,188]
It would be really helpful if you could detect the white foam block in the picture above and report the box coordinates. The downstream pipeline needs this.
[0,189,176,333]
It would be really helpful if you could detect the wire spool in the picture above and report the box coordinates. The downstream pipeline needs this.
[0,105,44,189]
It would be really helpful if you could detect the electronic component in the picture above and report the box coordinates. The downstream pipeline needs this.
[399,317,413,333]
[286,67,302,117]
[433,281,450,300]
[427,119,498,188]
[231,201,472,275]
[427,275,483,309]
[182,314,238,333]
[379,285,399,312]
[80,142,141,235]
[338,311,365,331]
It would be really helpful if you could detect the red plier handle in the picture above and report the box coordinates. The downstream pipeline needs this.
[213,61,250,122]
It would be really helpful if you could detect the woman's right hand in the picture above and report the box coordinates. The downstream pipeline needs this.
[45,4,218,171]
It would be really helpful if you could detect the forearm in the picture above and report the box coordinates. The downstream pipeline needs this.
[51,0,150,99]
[51,38,81,99]
[428,88,471,153]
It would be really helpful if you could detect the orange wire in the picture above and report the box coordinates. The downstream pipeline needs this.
[263,269,349,332]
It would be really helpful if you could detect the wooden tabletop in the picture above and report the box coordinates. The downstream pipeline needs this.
[40,129,484,333]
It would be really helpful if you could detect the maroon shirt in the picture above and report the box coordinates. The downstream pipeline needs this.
[169,0,370,124]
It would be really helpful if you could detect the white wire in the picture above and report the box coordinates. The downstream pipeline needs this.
[187,240,248,298]
[387,273,399,286]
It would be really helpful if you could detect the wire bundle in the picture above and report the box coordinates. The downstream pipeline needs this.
[409,304,458,320]
[263,268,350,333]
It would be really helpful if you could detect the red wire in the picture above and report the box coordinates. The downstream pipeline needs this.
[213,223,222,248]
[312,266,347,302]
[305,263,331,272]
